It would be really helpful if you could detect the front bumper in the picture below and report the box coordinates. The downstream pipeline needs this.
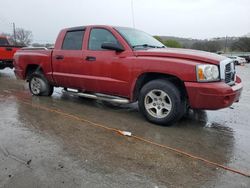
[185,77,243,110]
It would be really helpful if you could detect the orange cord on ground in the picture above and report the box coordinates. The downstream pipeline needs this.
[20,99,250,178]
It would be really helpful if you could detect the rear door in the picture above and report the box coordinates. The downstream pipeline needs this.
[52,29,86,89]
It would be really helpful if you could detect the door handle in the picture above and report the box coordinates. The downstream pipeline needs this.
[55,55,64,60]
[85,56,96,61]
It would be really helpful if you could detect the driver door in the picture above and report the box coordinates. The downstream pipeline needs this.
[82,27,130,96]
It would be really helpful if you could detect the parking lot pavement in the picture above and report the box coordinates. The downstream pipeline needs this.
[0,66,250,188]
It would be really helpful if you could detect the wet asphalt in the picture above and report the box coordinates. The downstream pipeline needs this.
[0,65,250,188]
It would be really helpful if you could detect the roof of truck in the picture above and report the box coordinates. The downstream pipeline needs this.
[64,25,134,31]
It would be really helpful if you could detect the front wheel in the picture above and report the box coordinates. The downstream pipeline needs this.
[29,72,54,96]
[138,79,185,126]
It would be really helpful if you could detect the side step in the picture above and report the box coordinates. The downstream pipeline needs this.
[62,89,130,104]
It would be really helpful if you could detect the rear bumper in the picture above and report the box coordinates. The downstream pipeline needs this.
[185,78,243,110]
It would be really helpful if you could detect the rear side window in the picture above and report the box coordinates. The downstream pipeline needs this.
[88,28,119,51]
[62,30,84,50]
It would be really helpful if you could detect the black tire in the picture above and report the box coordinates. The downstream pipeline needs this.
[138,79,185,126]
[28,72,54,96]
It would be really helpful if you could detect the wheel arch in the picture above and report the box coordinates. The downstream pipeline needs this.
[132,72,188,102]
[25,64,44,81]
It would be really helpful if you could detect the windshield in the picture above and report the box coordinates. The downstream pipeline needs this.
[115,27,165,49]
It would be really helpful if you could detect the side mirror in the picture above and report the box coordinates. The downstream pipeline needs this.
[101,42,124,52]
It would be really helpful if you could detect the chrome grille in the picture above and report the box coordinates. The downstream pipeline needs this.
[225,62,235,85]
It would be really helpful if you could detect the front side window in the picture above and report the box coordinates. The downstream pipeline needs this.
[88,28,119,51]
[62,30,84,50]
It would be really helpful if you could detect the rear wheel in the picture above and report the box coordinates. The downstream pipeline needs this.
[138,79,185,126]
[29,72,54,96]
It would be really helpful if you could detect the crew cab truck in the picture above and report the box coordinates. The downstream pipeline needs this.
[13,25,243,125]
[0,36,23,69]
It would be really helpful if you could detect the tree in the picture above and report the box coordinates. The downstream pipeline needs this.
[191,40,222,52]
[231,37,250,52]
[191,42,206,51]
[163,39,182,48]
[154,36,182,48]
[14,28,33,46]
[153,36,164,43]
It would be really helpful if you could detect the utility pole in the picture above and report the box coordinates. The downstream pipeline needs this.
[13,22,17,45]
[131,0,135,28]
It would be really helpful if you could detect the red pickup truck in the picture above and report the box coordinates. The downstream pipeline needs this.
[0,36,23,69]
[13,25,243,125]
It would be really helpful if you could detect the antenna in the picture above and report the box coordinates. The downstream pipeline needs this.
[131,0,135,28]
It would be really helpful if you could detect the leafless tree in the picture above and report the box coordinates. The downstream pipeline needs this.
[14,28,33,46]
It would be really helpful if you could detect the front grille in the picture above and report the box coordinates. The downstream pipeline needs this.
[225,62,235,85]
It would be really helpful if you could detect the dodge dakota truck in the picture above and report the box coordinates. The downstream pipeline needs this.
[0,36,23,69]
[13,25,243,125]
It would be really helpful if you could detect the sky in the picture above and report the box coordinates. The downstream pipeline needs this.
[0,0,249,43]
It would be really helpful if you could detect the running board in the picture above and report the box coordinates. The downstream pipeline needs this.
[62,89,130,104]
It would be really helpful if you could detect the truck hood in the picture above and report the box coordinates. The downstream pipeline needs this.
[134,48,227,65]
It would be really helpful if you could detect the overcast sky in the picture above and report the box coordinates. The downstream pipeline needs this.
[0,0,249,43]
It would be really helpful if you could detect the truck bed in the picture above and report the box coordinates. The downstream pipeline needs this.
[13,47,54,81]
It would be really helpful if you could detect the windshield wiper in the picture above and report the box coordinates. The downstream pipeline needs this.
[132,44,165,49]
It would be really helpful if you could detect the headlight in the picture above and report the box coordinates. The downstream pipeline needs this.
[196,64,220,82]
